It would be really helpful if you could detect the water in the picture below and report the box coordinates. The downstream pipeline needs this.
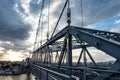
[0,73,35,80]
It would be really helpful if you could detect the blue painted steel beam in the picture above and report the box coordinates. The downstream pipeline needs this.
[66,34,72,76]
[31,26,120,80]
[69,26,120,59]
[33,26,68,53]
[73,26,120,42]
[58,36,67,66]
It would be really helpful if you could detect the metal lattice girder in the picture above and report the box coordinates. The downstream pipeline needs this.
[49,41,89,52]
[39,44,89,53]
[58,36,67,66]
[33,27,90,54]
[76,48,83,66]
[73,26,120,42]
[33,27,68,53]
[69,26,120,59]
[33,26,120,59]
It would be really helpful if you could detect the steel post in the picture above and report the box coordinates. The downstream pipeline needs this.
[67,34,72,79]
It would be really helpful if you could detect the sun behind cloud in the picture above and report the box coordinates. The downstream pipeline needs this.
[4,50,27,61]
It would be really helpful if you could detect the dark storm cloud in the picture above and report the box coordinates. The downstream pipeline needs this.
[0,0,31,42]
[29,0,52,15]
[0,41,30,51]
[50,0,120,26]
[0,0,120,58]
[16,2,26,15]
[71,0,120,26]
[0,0,32,53]
[29,0,41,15]
[0,0,119,41]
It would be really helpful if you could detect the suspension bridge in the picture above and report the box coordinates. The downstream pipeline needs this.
[28,0,120,80]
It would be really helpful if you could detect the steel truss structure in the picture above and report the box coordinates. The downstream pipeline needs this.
[30,26,120,80]
[29,0,120,80]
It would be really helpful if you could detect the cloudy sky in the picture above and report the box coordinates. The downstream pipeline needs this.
[0,0,120,61]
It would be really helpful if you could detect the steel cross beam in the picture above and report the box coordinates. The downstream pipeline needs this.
[33,26,120,55]
[34,42,87,56]
[32,25,120,60]
[33,27,90,53]
[40,41,89,53]
[33,26,68,53]
[73,26,120,42]
[31,26,120,80]
[69,26,120,59]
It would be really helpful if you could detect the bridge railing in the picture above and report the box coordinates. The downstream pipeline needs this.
[30,63,81,80]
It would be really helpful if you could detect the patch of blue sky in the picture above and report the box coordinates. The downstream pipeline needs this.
[93,16,120,31]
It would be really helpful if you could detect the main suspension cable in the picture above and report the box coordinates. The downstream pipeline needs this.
[80,0,86,80]
[81,0,84,28]
[40,0,45,45]
[50,0,69,39]
[47,0,50,40]
[33,0,45,51]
